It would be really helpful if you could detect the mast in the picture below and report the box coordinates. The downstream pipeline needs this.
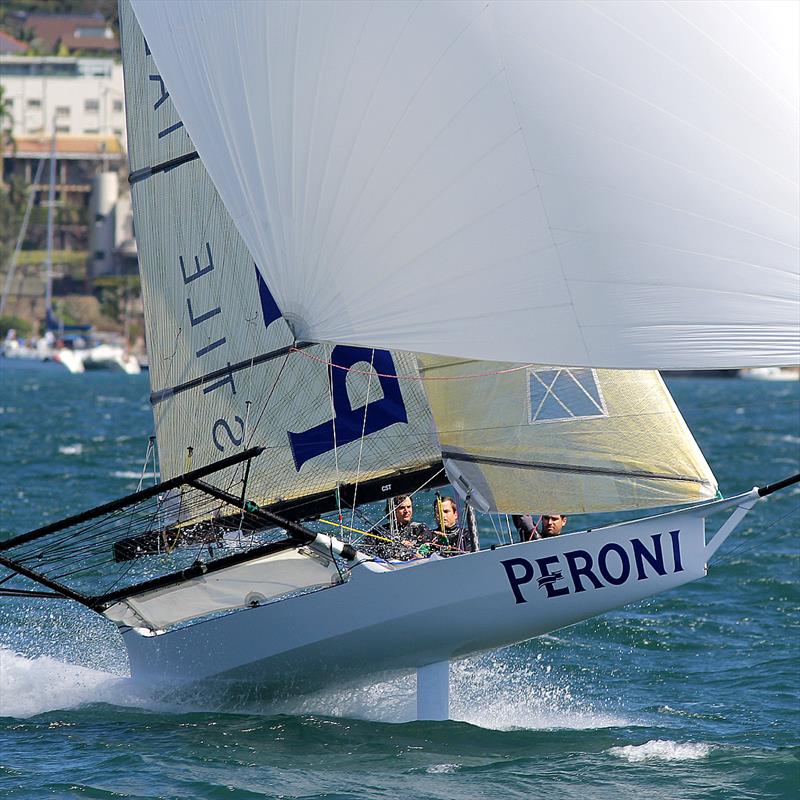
[43,119,56,319]
[0,158,46,316]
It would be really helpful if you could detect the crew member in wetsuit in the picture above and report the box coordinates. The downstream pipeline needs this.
[422,495,478,557]
[512,513,567,541]
[370,494,429,560]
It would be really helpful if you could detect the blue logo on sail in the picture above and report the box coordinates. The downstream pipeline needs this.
[288,346,408,471]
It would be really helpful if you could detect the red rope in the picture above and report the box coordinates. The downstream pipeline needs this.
[288,347,533,382]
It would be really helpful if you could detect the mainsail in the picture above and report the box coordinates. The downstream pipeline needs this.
[130,0,799,369]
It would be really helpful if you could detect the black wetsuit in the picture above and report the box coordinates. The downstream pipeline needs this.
[424,524,477,556]
[512,514,540,542]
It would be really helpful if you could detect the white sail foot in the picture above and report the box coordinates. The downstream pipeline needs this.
[416,661,450,721]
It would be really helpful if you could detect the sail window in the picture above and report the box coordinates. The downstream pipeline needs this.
[527,368,607,424]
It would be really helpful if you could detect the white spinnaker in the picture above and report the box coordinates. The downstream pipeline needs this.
[130,0,799,369]
[419,358,717,514]
[121,0,440,506]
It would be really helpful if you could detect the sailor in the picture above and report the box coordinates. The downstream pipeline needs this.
[369,494,430,560]
[512,513,567,541]
[422,495,477,556]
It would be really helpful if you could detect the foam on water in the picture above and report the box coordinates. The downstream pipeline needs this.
[0,646,626,732]
[262,652,628,730]
[58,443,83,455]
[0,648,123,718]
[608,739,712,762]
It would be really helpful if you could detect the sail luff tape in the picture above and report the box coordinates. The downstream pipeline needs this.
[128,150,200,185]
[150,342,314,405]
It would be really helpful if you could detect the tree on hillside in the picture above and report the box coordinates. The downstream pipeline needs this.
[0,84,25,270]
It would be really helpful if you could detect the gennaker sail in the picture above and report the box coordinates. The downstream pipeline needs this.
[129,0,799,370]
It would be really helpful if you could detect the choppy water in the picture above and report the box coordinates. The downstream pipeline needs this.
[0,366,798,799]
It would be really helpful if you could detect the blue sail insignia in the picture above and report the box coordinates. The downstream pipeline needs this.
[288,346,408,471]
[255,265,282,330]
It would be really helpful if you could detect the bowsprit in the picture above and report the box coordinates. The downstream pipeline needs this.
[501,530,684,603]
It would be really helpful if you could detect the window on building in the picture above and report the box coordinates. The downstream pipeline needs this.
[84,99,100,112]
[55,106,71,117]
[113,99,123,113]
[76,26,112,38]
[27,98,41,108]
[55,126,70,134]
[113,128,123,137]
[83,128,100,135]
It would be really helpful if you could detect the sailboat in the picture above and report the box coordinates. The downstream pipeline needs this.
[0,0,797,720]
[0,127,141,375]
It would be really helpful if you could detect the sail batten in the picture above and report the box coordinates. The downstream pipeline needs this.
[439,451,714,486]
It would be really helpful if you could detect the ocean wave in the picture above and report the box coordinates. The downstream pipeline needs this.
[112,471,159,480]
[425,763,460,774]
[58,444,83,455]
[608,739,711,762]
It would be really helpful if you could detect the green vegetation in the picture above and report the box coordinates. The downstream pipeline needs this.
[13,250,88,269]
[0,84,24,270]
[0,315,32,338]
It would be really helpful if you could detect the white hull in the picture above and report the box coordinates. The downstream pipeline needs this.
[81,344,142,374]
[1,343,141,374]
[739,367,799,381]
[124,498,748,698]
[1,344,84,373]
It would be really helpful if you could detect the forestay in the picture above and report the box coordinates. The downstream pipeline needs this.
[419,358,717,513]
[131,0,799,369]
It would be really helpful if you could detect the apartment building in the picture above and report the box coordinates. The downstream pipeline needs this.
[1,55,135,276]
[1,55,126,146]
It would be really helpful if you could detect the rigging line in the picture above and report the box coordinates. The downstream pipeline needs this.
[236,401,254,536]
[288,347,533,382]
[326,343,345,559]
[136,437,156,493]
[243,346,294,449]
[316,517,393,544]
[713,504,800,566]
[350,466,447,547]
[349,348,376,532]
[0,157,46,315]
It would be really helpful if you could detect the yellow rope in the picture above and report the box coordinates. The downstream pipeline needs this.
[316,517,393,544]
